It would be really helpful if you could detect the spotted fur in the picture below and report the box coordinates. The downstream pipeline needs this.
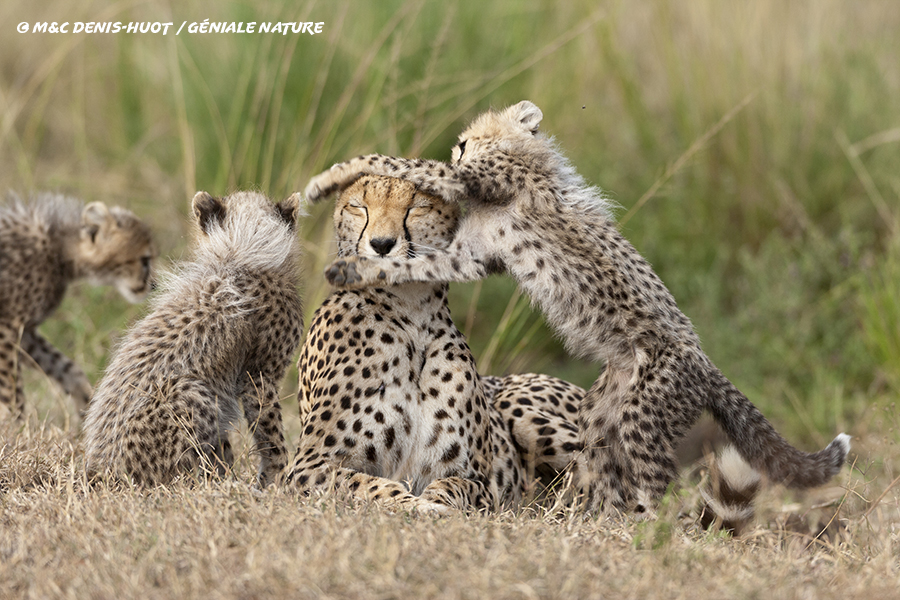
[286,175,584,512]
[304,101,850,516]
[484,373,586,498]
[82,191,302,487]
[1,192,155,417]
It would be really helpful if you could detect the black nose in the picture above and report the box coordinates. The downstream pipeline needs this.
[370,237,397,256]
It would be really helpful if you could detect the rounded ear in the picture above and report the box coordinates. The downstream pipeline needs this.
[82,201,111,243]
[275,193,305,230]
[508,100,543,134]
[191,191,225,234]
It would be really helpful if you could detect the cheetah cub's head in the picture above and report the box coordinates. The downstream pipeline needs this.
[335,175,459,259]
[452,100,544,163]
[78,202,157,303]
[190,190,302,270]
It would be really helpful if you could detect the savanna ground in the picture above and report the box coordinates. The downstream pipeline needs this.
[2,1,899,598]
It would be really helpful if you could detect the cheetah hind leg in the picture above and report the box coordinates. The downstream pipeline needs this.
[613,355,704,515]
[578,433,636,514]
[239,375,288,487]
[579,362,701,515]
[113,379,224,486]
[176,381,237,484]
[490,374,587,500]
[615,405,687,515]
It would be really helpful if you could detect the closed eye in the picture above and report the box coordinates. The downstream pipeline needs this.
[407,206,432,218]
[343,204,367,216]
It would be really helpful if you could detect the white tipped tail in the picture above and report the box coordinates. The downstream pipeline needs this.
[833,433,852,456]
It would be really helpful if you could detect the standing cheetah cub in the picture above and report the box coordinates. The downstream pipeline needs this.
[304,101,850,515]
[1,192,155,417]
[83,191,303,487]
[287,175,585,512]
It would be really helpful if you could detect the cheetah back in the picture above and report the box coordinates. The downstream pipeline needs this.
[82,191,302,486]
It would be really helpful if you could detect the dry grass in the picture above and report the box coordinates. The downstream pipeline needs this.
[2,417,899,599]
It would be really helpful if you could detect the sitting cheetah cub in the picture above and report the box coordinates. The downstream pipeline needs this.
[286,175,585,512]
[83,191,303,487]
[1,192,155,417]
[304,101,850,515]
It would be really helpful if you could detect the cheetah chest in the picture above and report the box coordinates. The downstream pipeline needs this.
[301,291,483,495]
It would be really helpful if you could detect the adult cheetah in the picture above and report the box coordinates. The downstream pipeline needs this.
[304,101,849,516]
[1,192,155,417]
[286,175,585,512]
[83,191,302,487]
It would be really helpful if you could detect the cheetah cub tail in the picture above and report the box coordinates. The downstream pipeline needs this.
[701,427,850,533]
[700,446,761,534]
[708,371,851,491]
[702,435,849,534]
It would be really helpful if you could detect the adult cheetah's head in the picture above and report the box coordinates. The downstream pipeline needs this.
[334,175,459,259]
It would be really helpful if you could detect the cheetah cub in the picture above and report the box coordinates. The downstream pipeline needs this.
[287,175,585,512]
[83,191,303,487]
[1,192,155,417]
[304,101,850,515]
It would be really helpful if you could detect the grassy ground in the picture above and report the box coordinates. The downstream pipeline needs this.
[2,0,900,597]
[1,420,898,599]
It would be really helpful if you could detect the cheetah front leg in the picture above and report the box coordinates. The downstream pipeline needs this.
[0,321,25,416]
[20,329,93,411]
[305,154,466,204]
[418,475,495,512]
[285,460,451,515]
[239,373,288,487]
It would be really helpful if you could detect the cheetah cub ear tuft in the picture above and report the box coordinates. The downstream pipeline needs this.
[507,100,543,134]
[191,191,225,234]
[276,193,304,230]
[81,201,111,243]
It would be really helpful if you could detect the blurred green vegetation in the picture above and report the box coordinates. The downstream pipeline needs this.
[2,0,898,446]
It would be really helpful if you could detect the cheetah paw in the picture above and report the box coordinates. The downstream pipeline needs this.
[303,175,340,204]
[415,500,452,517]
[304,163,364,203]
[325,259,365,287]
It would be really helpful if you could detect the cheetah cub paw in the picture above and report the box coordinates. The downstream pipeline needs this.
[304,161,364,203]
[325,257,390,288]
